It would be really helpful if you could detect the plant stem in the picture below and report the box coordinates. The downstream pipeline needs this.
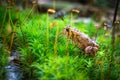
[70,13,73,26]
[53,0,56,9]
[21,6,34,26]
[25,0,28,9]
[46,13,49,54]
[20,5,35,47]
[8,7,15,51]
[0,8,7,37]
[54,24,59,62]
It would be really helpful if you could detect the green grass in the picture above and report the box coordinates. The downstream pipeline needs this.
[0,6,120,80]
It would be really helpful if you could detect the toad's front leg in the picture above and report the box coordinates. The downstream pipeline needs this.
[85,46,99,56]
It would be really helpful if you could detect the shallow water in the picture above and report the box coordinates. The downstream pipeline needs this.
[6,64,23,80]
[5,52,23,80]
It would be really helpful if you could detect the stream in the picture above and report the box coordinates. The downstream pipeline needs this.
[5,51,23,80]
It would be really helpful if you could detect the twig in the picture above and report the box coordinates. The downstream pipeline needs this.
[111,0,120,44]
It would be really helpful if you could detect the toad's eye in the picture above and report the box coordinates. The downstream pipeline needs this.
[66,28,69,32]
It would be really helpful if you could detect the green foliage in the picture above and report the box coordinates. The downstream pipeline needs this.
[0,6,120,80]
[0,47,8,79]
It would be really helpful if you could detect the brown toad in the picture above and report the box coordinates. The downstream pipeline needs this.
[63,25,99,56]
